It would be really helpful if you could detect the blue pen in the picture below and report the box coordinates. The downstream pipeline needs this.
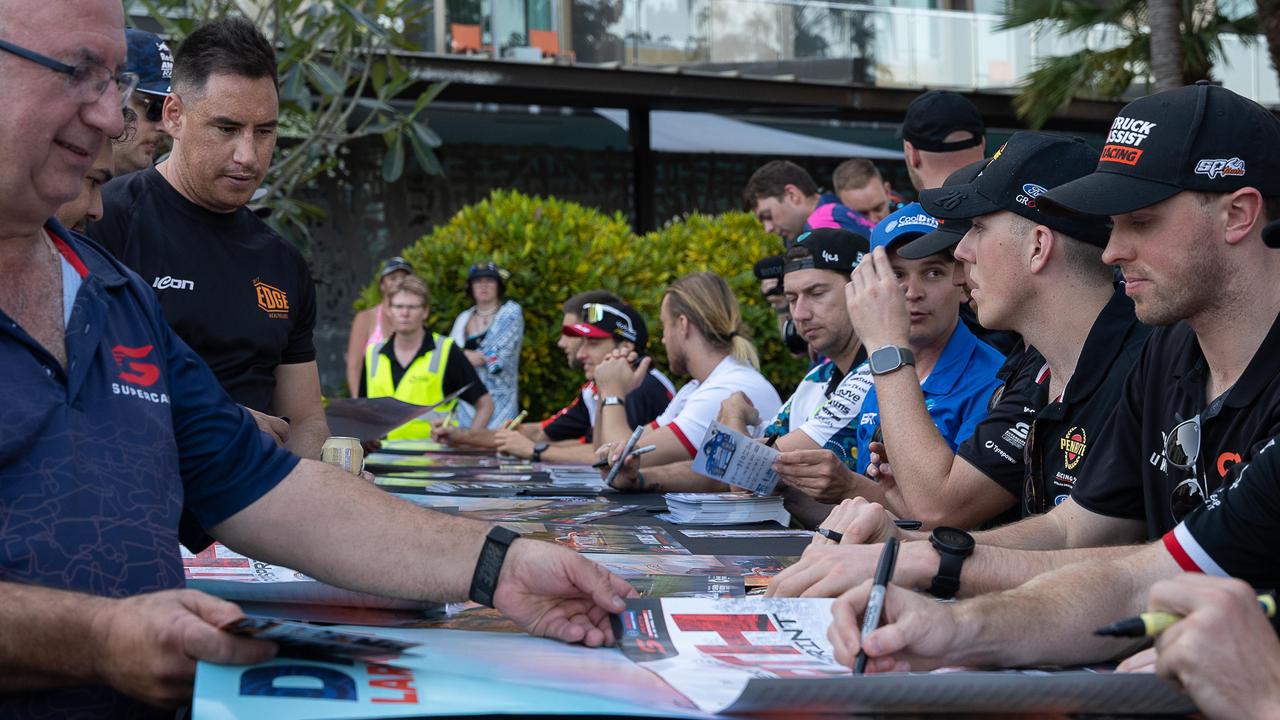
[853,537,899,674]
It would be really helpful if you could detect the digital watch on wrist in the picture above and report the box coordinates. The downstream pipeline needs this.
[869,345,915,376]
[927,526,974,599]
[468,526,520,607]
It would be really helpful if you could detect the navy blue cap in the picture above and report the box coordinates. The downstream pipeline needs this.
[126,29,173,96]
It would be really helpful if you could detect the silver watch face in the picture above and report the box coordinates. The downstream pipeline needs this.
[869,346,903,374]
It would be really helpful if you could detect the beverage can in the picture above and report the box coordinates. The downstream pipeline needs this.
[321,436,364,475]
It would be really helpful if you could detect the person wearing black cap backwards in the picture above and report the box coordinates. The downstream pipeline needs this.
[448,261,525,428]
[820,84,1280,682]
[899,90,987,192]
[768,132,1152,597]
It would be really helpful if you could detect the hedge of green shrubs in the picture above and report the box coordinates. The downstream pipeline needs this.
[357,189,806,419]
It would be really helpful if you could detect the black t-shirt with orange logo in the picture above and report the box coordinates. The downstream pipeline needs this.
[1073,310,1280,540]
[88,167,316,413]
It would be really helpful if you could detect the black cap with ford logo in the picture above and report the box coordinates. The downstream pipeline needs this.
[919,131,1111,248]
[1041,82,1280,217]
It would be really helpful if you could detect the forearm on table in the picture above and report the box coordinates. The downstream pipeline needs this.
[954,542,1147,597]
[213,460,489,604]
[0,582,110,692]
[633,461,728,493]
[949,543,1172,667]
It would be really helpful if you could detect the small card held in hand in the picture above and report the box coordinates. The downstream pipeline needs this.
[221,617,419,662]
[690,420,781,495]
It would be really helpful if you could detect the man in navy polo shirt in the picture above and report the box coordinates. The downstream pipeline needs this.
[0,4,632,715]
[818,85,1280,673]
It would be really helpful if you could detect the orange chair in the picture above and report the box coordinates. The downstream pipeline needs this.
[450,23,492,55]
[529,29,574,62]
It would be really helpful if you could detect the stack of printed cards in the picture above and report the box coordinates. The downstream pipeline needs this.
[659,492,789,525]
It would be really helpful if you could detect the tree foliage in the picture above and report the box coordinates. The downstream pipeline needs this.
[135,0,448,247]
[357,190,807,419]
[1001,0,1259,128]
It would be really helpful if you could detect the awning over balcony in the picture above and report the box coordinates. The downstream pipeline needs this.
[595,109,903,159]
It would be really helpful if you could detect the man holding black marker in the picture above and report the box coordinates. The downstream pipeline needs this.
[822,83,1280,678]
[772,133,1150,576]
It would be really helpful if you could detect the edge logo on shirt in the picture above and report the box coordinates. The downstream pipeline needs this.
[254,278,289,320]
[111,344,169,404]
[1060,426,1088,470]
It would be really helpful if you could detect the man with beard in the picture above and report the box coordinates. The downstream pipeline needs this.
[593,272,781,488]
[88,18,328,457]
[773,84,1280,604]
[603,232,868,496]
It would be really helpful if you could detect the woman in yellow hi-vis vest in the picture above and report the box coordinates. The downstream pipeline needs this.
[361,275,492,439]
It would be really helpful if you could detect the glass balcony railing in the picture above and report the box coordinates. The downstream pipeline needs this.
[568,0,1280,104]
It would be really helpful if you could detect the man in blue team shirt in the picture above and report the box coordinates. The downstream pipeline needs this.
[0,3,631,716]
[776,203,1005,508]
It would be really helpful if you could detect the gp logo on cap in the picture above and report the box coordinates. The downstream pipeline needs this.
[1194,157,1246,179]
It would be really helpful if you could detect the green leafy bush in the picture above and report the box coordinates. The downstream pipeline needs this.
[358,190,806,419]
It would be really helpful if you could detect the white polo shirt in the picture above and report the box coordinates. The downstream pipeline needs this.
[651,356,782,456]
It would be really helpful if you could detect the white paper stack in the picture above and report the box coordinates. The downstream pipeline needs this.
[659,492,789,525]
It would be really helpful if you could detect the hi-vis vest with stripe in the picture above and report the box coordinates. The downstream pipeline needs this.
[365,333,458,440]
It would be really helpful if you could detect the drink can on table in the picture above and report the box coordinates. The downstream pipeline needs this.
[321,436,364,475]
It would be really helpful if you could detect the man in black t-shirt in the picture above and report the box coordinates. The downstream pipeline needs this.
[806,85,1280,672]
[88,18,328,457]
[773,99,1280,598]
[775,136,1146,557]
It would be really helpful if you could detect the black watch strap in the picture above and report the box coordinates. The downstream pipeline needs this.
[468,526,520,607]
[531,442,549,462]
[928,551,965,599]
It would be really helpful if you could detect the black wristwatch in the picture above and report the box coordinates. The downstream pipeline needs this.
[531,442,549,462]
[468,526,521,607]
[869,345,916,375]
[927,526,975,599]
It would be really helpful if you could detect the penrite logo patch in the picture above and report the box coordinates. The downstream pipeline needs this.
[254,278,290,319]
[1060,426,1088,470]
[1194,157,1246,180]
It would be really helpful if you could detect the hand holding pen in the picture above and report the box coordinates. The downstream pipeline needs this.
[853,537,899,674]
[603,426,645,490]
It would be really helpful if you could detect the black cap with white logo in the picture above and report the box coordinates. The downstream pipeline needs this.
[919,131,1112,247]
[899,90,986,153]
[1041,82,1280,217]
[897,158,988,260]
[785,228,869,275]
